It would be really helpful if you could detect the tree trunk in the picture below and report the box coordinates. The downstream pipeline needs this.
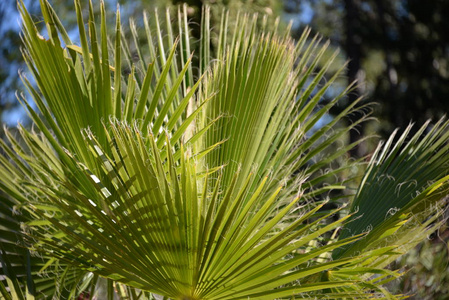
[343,0,364,157]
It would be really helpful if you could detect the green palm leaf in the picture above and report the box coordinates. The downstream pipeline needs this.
[1,0,448,299]
[11,119,364,299]
[335,119,449,260]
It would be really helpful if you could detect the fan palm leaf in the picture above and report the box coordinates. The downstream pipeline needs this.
[335,119,449,260]
[4,119,364,299]
[0,0,448,299]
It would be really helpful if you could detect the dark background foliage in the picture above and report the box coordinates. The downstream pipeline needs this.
[286,0,449,142]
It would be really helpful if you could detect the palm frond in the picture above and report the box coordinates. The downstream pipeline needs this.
[336,119,449,260]
[5,119,361,299]
[1,0,448,299]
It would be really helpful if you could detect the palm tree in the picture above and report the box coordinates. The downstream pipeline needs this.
[1,0,448,299]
